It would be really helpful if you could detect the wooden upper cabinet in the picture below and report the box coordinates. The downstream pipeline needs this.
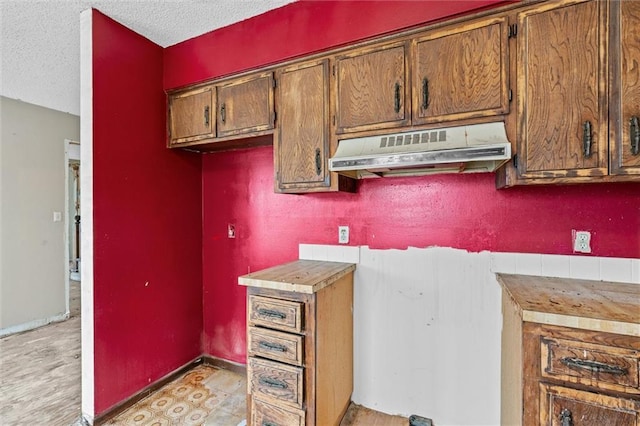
[412,16,509,125]
[168,86,215,145]
[275,60,330,193]
[611,0,640,175]
[334,41,410,134]
[216,71,275,138]
[516,0,608,179]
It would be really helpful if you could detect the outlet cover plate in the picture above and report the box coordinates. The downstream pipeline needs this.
[338,226,349,244]
[572,230,591,253]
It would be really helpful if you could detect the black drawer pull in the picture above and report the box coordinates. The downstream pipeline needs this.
[422,77,430,110]
[559,408,573,426]
[204,105,210,127]
[259,376,288,389]
[259,341,287,352]
[220,103,226,123]
[257,308,286,320]
[263,422,278,426]
[560,357,628,375]
[583,121,592,157]
[394,82,401,113]
[631,116,639,155]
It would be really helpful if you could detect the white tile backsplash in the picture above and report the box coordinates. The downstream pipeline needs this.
[513,253,542,275]
[304,244,639,283]
[599,257,633,283]
[489,252,516,274]
[299,244,359,264]
[632,260,640,284]
[541,255,571,278]
[569,256,601,280]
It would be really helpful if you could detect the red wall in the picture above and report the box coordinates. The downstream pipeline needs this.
[164,0,512,89]
[166,0,638,367]
[91,11,203,414]
[202,147,639,363]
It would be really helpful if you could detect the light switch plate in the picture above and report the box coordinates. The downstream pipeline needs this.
[53,211,62,222]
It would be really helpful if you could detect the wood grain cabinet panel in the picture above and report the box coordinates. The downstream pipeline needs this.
[275,60,331,193]
[540,384,640,426]
[516,0,609,178]
[611,0,640,175]
[167,86,215,145]
[412,16,509,125]
[216,71,274,138]
[335,42,410,134]
[242,261,354,426]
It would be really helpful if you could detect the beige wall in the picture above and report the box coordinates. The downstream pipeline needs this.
[0,96,80,332]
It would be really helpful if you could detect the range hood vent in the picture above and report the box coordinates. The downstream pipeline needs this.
[329,122,512,179]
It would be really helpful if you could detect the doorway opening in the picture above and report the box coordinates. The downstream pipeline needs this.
[65,140,81,318]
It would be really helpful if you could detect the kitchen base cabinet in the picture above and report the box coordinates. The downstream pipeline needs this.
[239,260,356,426]
[498,274,640,426]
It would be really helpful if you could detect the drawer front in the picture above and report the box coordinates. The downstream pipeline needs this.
[249,327,304,366]
[249,357,304,409]
[249,295,303,333]
[252,397,305,426]
[542,337,640,394]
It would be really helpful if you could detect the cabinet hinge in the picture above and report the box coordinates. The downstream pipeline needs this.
[273,111,277,124]
[272,78,277,89]
[513,154,518,169]
[508,89,513,102]
[508,24,518,39]
[332,65,336,77]
[333,115,336,126]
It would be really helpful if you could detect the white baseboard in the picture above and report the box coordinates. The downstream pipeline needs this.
[0,312,70,338]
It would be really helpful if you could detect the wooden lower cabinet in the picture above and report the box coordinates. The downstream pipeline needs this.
[540,384,640,425]
[240,260,355,426]
[499,274,640,426]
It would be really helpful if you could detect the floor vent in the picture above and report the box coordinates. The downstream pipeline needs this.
[409,414,433,426]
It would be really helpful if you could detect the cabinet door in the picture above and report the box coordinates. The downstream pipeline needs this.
[517,0,608,179]
[413,16,509,125]
[611,0,640,175]
[217,72,274,138]
[168,86,215,145]
[335,42,409,134]
[275,60,330,193]
[540,384,640,426]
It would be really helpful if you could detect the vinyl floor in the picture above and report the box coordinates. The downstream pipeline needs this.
[0,281,407,426]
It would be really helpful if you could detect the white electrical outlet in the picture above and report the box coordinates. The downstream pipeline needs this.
[572,230,591,253]
[338,226,349,244]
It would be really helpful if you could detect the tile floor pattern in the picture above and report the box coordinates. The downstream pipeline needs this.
[103,365,246,426]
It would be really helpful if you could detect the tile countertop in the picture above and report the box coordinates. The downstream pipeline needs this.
[238,259,356,294]
[497,273,640,337]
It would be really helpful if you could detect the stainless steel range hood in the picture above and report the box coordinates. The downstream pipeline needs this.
[329,122,512,179]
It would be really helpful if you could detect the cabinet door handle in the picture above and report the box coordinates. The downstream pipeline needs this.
[631,116,640,155]
[394,82,401,113]
[257,308,286,320]
[422,77,430,110]
[259,376,288,389]
[560,357,628,375]
[582,121,592,157]
[204,106,210,127]
[559,408,573,426]
[315,148,322,176]
[259,341,287,353]
[220,103,226,124]
[263,422,278,426]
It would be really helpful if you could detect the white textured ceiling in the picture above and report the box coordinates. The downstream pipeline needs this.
[0,0,294,116]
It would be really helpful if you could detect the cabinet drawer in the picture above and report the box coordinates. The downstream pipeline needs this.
[249,357,304,409]
[249,295,303,333]
[252,397,305,426]
[542,337,640,394]
[249,327,304,366]
[540,383,640,426]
